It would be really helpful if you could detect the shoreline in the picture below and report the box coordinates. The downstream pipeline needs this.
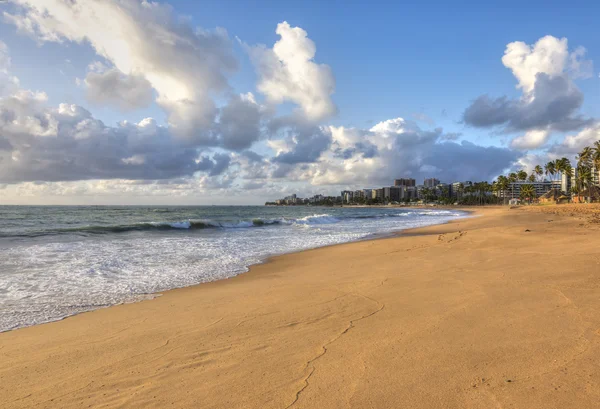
[3,205,600,408]
[0,207,472,334]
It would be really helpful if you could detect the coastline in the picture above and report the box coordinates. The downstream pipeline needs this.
[3,205,600,408]
[0,207,470,333]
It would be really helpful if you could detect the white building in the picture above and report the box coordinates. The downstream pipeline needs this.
[497,181,561,199]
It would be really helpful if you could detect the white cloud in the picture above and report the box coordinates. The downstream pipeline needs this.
[5,0,238,142]
[84,68,154,111]
[464,35,593,148]
[555,122,600,154]
[0,6,531,201]
[218,92,262,150]
[510,129,550,150]
[286,118,519,187]
[248,21,336,122]
[502,35,570,94]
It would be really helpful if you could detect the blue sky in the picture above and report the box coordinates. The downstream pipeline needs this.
[0,0,598,204]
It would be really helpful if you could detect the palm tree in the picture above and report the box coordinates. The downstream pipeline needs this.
[576,165,592,203]
[534,165,544,182]
[582,168,594,203]
[520,183,536,203]
[563,159,573,192]
[528,173,536,182]
[508,172,517,200]
[457,182,464,200]
[517,169,527,181]
[570,184,580,203]
[577,147,593,180]
[545,161,556,182]
[496,175,509,205]
[593,141,600,169]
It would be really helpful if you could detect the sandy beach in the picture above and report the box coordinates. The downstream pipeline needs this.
[2,205,600,408]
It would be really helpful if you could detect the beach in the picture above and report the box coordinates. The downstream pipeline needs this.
[2,205,600,408]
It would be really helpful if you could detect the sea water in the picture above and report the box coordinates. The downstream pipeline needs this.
[0,205,467,332]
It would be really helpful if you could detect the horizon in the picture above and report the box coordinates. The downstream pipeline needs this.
[0,0,599,205]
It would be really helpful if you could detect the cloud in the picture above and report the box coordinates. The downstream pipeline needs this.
[550,122,600,155]
[464,73,589,132]
[463,35,594,149]
[288,118,520,187]
[0,86,233,183]
[83,67,154,111]
[5,0,238,143]
[502,36,570,93]
[0,40,20,96]
[270,126,332,165]
[510,129,550,150]
[247,21,336,123]
[218,93,262,151]
[0,6,530,199]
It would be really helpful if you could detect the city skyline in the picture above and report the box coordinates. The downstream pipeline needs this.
[0,1,598,204]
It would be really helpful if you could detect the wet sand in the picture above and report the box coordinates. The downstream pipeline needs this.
[2,205,600,408]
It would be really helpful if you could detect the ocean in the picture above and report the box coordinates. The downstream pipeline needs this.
[0,205,467,332]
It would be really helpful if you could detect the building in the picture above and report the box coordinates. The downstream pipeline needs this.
[451,181,473,199]
[371,188,384,201]
[567,166,600,193]
[435,183,450,198]
[394,178,416,187]
[309,194,324,203]
[497,181,561,199]
[423,178,440,188]
[383,186,402,202]
[561,171,572,194]
[404,186,417,201]
[341,190,353,203]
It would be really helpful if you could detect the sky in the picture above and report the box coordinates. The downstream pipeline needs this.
[0,0,598,205]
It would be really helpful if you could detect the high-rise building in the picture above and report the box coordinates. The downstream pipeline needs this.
[451,181,472,198]
[389,186,402,202]
[394,178,416,187]
[372,188,384,201]
[496,181,559,199]
[562,171,572,193]
[404,186,417,201]
[341,190,353,203]
[382,186,402,202]
[423,178,440,188]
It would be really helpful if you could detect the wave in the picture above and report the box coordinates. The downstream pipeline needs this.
[293,214,340,225]
[2,210,463,238]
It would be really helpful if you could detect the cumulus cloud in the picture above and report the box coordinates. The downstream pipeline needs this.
[464,74,589,131]
[463,35,594,149]
[282,118,520,187]
[502,36,570,93]
[0,40,20,96]
[0,5,527,199]
[510,129,550,150]
[270,126,332,165]
[247,21,336,123]
[0,100,220,183]
[0,75,235,183]
[5,0,238,142]
[83,67,154,111]
[550,122,600,155]
[218,93,262,151]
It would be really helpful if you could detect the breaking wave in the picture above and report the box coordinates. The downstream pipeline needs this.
[2,210,463,238]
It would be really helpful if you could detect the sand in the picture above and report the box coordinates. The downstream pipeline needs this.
[2,205,600,408]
